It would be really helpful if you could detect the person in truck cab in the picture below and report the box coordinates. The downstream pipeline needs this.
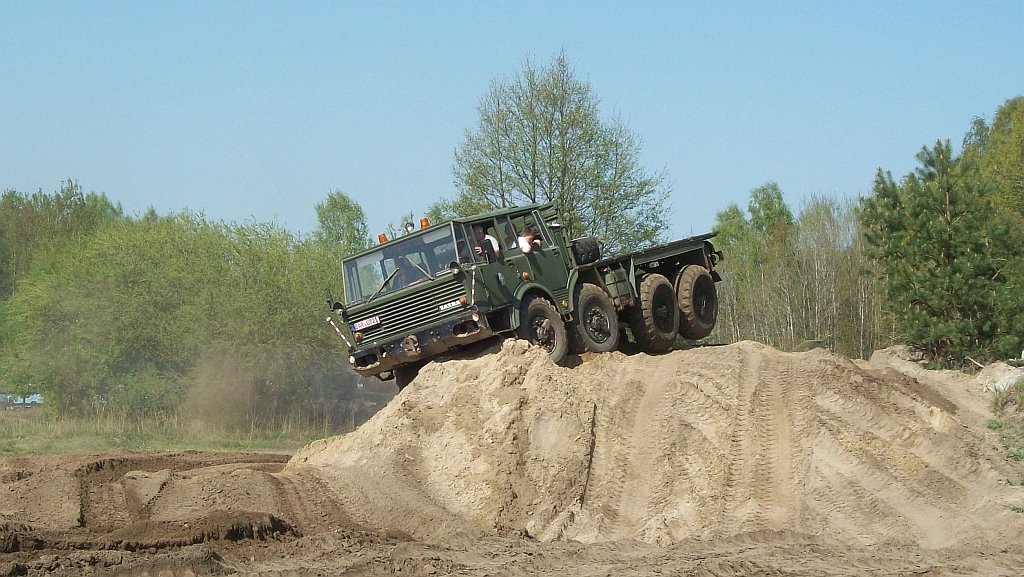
[473,224,501,262]
[517,225,543,253]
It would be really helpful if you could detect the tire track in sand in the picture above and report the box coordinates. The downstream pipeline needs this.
[720,345,802,535]
[573,357,694,541]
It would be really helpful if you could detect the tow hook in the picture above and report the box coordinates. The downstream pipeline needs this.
[401,335,420,353]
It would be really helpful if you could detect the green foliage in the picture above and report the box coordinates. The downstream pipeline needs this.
[748,182,794,241]
[989,410,1024,463]
[988,417,1024,463]
[861,139,1024,366]
[0,181,125,398]
[313,190,373,255]
[440,50,669,253]
[712,203,752,252]
[0,180,123,299]
[713,98,1024,363]
[2,192,380,427]
[0,409,344,454]
[964,96,1024,224]
[712,184,890,358]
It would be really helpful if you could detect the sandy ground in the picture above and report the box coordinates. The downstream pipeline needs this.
[2,340,1023,576]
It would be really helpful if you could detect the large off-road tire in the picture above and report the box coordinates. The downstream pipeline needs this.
[676,265,718,340]
[516,296,568,364]
[628,273,679,353]
[573,283,620,353]
[571,236,601,265]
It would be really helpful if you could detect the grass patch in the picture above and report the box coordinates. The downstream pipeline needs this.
[989,376,1024,464]
[992,374,1024,414]
[988,419,1024,462]
[0,408,352,455]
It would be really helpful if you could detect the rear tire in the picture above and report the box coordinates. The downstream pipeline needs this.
[677,265,718,340]
[516,296,568,363]
[628,274,679,353]
[573,283,620,353]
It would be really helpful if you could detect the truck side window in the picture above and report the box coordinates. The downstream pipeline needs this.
[470,221,501,263]
[496,216,518,251]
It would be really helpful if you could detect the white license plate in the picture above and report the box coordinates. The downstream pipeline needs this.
[351,316,380,331]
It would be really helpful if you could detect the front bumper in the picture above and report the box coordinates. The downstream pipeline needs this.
[348,312,497,378]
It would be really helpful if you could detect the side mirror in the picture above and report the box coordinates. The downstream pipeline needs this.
[448,261,465,279]
[325,289,344,313]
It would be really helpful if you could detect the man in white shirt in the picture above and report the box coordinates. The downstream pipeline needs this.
[473,224,501,262]
[517,225,543,254]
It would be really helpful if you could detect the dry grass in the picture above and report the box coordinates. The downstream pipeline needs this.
[0,407,350,455]
[989,376,1024,464]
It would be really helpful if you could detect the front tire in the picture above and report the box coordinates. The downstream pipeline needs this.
[516,296,568,364]
[628,274,679,353]
[573,283,620,353]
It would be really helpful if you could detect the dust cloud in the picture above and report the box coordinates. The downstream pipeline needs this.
[181,344,390,431]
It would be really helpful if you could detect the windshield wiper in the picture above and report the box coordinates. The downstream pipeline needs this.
[409,259,434,281]
[368,267,401,303]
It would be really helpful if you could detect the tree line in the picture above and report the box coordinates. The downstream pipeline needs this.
[710,184,890,359]
[712,96,1024,367]
[1,53,1021,428]
[0,183,381,428]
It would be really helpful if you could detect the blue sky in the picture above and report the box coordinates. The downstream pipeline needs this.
[2,1,1021,239]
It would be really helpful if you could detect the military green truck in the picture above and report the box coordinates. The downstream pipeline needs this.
[325,202,723,389]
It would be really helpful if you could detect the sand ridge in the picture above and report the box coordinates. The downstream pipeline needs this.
[289,339,1024,549]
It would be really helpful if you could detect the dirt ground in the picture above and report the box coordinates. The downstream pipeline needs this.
[3,340,1024,576]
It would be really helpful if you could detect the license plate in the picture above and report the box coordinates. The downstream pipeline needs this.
[351,316,380,331]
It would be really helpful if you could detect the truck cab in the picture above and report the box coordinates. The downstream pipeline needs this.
[327,202,723,389]
[330,204,572,386]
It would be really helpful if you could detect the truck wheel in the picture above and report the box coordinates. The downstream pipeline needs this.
[628,273,679,353]
[573,283,620,353]
[571,236,601,265]
[676,265,718,340]
[516,296,568,363]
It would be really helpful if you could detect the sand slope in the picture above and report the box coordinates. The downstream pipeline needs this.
[290,340,1024,549]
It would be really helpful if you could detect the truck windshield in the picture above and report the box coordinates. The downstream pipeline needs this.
[343,225,462,303]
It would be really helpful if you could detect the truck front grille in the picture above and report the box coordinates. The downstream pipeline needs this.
[349,277,466,345]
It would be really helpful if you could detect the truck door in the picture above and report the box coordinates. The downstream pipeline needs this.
[507,212,571,308]
[463,220,518,308]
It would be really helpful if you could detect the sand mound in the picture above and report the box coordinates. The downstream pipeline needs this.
[3,343,1024,575]
[289,340,1024,548]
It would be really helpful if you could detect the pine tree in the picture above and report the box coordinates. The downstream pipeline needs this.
[862,140,1022,365]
